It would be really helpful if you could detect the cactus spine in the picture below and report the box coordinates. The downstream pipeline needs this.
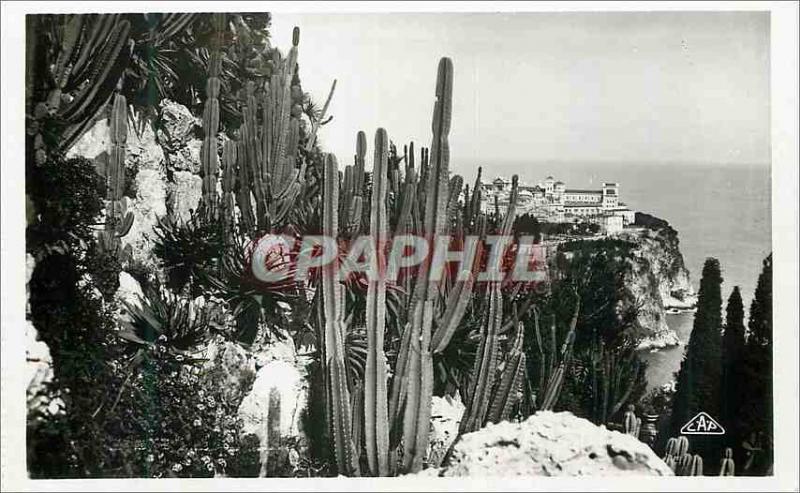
[364,129,390,476]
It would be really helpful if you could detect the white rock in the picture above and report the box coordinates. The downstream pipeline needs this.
[428,394,466,467]
[238,359,307,441]
[170,171,202,223]
[116,272,144,308]
[26,321,54,409]
[66,118,109,160]
[158,99,198,148]
[122,168,168,266]
[430,411,672,477]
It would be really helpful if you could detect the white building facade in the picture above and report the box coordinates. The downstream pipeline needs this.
[480,175,636,231]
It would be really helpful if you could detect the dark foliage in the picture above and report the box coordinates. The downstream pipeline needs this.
[721,286,746,448]
[738,254,773,475]
[513,213,601,241]
[26,155,105,255]
[520,238,647,424]
[670,257,723,459]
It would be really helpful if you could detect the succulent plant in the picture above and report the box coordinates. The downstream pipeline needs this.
[719,447,735,476]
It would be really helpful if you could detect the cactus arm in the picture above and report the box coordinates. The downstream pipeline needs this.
[364,129,390,476]
[430,272,475,353]
[677,436,689,456]
[540,297,580,411]
[460,284,502,433]
[305,79,337,153]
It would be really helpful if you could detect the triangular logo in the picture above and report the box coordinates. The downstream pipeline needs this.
[680,412,726,435]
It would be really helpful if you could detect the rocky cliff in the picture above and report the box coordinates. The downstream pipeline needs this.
[618,214,696,350]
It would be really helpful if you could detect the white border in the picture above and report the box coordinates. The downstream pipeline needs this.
[2,2,797,491]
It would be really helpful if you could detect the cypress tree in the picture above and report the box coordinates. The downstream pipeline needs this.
[721,286,746,447]
[670,258,723,455]
[739,254,773,475]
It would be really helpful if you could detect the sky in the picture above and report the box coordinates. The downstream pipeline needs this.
[271,12,770,180]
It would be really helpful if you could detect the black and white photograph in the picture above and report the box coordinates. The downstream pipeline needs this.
[1,1,798,491]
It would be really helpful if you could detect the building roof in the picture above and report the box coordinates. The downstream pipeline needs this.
[555,181,564,185]
[565,189,602,194]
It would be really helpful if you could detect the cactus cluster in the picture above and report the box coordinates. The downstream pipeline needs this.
[317,57,533,476]
[28,14,132,164]
[527,296,580,412]
[313,56,558,477]
[663,436,704,476]
[588,339,644,424]
[196,24,335,234]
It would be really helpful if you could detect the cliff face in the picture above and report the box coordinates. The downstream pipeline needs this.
[617,216,696,349]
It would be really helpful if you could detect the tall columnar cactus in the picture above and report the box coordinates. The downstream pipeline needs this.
[230,26,334,232]
[220,140,238,239]
[460,283,503,434]
[623,404,641,438]
[198,13,224,215]
[486,321,528,424]
[719,447,735,476]
[396,57,454,474]
[459,176,521,433]
[363,128,390,476]
[105,93,134,240]
[690,454,704,476]
[322,153,360,476]
[537,295,580,411]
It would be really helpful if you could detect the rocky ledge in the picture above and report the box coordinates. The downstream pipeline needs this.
[418,411,672,477]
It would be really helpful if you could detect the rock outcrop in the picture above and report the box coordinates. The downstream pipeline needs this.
[67,109,167,267]
[236,330,309,476]
[423,411,672,477]
[618,219,696,350]
[428,394,466,468]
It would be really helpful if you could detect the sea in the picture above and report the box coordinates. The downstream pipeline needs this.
[464,161,772,391]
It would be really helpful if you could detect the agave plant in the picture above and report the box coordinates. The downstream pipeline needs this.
[152,209,227,294]
[197,231,299,346]
[118,283,226,353]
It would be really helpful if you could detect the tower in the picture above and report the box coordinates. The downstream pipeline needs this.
[602,182,619,209]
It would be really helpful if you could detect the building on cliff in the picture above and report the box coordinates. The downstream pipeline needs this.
[481,175,635,233]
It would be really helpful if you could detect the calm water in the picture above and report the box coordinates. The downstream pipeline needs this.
[466,161,772,390]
